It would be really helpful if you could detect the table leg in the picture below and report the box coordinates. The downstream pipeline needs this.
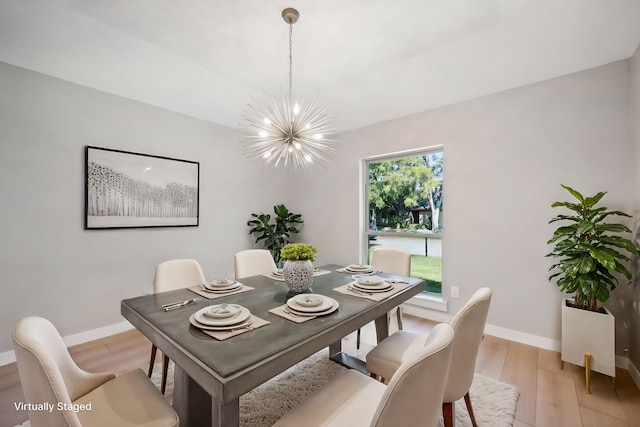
[173,365,212,427]
[374,314,389,343]
[212,397,239,427]
[329,340,342,356]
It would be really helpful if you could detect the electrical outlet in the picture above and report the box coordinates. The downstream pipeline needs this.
[451,286,459,298]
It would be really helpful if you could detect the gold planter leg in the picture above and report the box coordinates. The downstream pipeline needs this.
[584,353,592,394]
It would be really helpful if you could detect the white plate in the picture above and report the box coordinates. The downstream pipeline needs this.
[273,269,284,276]
[203,282,242,292]
[351,282,394,293]
[194,306,250,326]
[347,264,373,271]
[291,294,324,307]
[285,297,339,317]
[190,314,253,331]
[203,304,241,319]
[287,295,333,313]
[356,275,384,286]
[207,279,237,288]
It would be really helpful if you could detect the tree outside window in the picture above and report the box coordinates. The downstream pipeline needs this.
[366,151,443,293]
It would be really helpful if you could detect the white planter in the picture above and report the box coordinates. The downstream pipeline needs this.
[282,260,314,293]
[561,298,615,379]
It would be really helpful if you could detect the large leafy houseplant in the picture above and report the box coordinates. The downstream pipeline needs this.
[547,185,637,312]
[247,205,303,265]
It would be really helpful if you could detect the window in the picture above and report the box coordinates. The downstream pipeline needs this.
[361,147,443,294]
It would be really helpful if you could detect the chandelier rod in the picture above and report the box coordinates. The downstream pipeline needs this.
[288,21,293,101]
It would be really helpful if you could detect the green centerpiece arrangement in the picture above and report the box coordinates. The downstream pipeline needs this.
[546,184,637,392]
[280,243,317,293]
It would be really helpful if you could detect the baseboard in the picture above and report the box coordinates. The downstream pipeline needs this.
[629,359,640,390]
[0,321,134,366]
[402,304,638,373]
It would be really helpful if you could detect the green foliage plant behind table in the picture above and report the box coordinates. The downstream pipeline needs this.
[247,205,303,266]
[547,185,638,312]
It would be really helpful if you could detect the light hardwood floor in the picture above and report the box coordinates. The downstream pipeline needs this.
[1,314,639,427]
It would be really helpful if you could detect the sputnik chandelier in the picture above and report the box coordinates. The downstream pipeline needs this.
[239,7,335,170]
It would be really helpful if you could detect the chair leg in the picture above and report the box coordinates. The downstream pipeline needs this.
[442,402,455,427]
[464,392,479,427]
[161,354,170,395]
[147,344,158,377]
[356,328,361,349]
[396,307,403,330]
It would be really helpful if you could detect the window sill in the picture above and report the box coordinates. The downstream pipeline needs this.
[405,292,447,312]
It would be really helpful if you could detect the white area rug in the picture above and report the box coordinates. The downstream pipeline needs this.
[16,351,519,427]
[156,350,519,427]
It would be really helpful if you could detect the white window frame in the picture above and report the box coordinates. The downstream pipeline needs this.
[359,145,447,311]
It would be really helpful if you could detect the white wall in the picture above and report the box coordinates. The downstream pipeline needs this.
[1,58,636,363]
[630,45,640,372]
[293,61,634,355]
[0,62,292,353]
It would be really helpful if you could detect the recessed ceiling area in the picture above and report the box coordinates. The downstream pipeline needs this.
[1,0,639,132]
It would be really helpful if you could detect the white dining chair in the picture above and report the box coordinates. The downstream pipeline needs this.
[234,249,277,279]
[13,316,179,427]
[149,258,206,394]
[273,323,454,427]
[366,287,492,427]
[356,247,411,349]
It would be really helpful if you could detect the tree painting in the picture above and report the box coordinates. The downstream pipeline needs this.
[369,153,443,231]
[85,147,199,229]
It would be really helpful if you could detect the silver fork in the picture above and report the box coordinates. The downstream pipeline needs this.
[163,298,197,311]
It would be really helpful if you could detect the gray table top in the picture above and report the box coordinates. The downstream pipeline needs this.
[121,265,424,380]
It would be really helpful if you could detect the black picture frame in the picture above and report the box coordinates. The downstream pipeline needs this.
[84,146,199,229]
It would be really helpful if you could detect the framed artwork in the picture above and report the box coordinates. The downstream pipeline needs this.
[85,146,199,229]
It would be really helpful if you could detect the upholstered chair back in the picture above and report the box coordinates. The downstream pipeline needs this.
[153,258,206,293]
[444,287,492,403]
[371,323,454,427]
[370,248,411,276]
[12,316,115,427]
[234,249,277,279]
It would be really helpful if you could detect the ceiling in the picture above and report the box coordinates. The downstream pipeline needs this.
[1,0,640,133]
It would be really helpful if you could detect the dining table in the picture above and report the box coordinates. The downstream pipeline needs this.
[120,264,424,427]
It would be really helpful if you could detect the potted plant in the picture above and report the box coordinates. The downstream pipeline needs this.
[247,205,303,266]
[547,184,637,392]
[280,243,317,293]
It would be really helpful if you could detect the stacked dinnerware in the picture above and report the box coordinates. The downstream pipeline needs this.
[189,303,253,331]
[200,279,242,294]
[343,264,375,274]
[351,275,393,293]
[284,294,339,317]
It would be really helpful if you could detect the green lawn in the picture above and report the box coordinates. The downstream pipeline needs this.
[367,251,442,294]
[411,255,442,294]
